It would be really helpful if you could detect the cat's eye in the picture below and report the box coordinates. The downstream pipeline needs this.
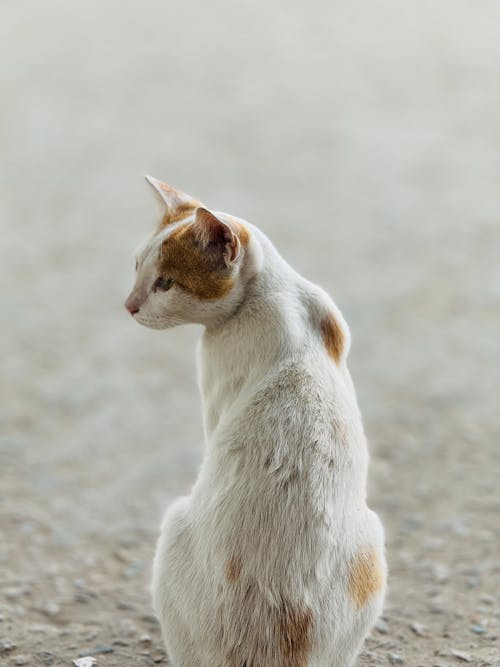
[152,276,174,293]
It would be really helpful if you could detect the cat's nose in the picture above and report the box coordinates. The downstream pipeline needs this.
[125,297,140,315]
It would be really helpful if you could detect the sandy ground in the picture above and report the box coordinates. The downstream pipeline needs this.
[1,1,500,665]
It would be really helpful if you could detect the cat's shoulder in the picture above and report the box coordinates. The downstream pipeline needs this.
[250,359,327,415]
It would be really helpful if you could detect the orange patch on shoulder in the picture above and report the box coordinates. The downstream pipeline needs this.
[159,223,234,300]
[320,312,345,363]
[279,603,313,667]
[348,547,385,609]
[226,555,242,583]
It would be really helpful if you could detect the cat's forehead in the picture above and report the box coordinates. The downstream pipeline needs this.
[134,218,194,265]
[135,210,246,265]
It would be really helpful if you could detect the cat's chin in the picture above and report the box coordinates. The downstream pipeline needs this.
[134,315,180,330]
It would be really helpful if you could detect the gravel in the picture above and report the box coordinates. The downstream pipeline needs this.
[1,1,499,666]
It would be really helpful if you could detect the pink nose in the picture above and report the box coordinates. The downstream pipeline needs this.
[126,303,140,316]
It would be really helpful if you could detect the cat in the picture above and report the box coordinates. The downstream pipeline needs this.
[125,176,387,667]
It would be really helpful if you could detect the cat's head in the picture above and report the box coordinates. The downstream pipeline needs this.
[125,177,258,330]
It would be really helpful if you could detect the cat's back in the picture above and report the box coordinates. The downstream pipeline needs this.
[185,350,386,667]
[230,353,360,458]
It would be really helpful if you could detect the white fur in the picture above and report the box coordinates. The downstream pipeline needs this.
[127,213,386,667]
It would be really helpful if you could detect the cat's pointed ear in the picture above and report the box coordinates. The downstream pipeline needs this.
[145,175,198,221]
[193,207,241,265]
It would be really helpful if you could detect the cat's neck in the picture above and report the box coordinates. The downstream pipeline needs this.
[198,233,316,436]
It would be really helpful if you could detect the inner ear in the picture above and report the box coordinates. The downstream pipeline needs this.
[145,175,199,222]
[194,208,241,265]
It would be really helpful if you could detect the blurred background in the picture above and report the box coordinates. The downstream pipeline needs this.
[1,1,499,665]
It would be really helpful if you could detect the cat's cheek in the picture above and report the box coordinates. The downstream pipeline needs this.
[146,292,169,314]
[133,293,183,329]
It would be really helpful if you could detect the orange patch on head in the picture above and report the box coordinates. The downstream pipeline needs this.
[320,312,345,363]
[279,603,313,667]
[226,555,242,583]
[348,547,385,609]
[158,223,234,300]
[159,200,199,227]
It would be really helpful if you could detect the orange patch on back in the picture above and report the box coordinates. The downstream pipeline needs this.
[348,547,385,609]
[226,594,313,666]
[159,223,234,300]
[320,312,345,363]
[279,603,314,667]
[226,555,242,583]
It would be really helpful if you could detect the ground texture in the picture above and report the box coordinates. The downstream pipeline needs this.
[1,1,500,666]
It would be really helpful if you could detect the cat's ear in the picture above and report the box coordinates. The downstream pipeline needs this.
[193,207,241,265]
[145,175,198,221]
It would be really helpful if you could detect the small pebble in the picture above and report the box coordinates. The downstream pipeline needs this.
[73,659,97,667]
[432,563,450,584]
[428,596,445,614]
[469,624,486,634]
[388,652,404,665]
[41,602,60,617]
[140,613,158,625]
[0,641,16,653]
[449,517,469,536]
[375,618,389,634]
[480,593,495,605]
[122,561,144,578]
[117,619,140,636]
[4,587,25,600]
[140,634,152,644]
[410,622,426,637]
[14,657,31,666]
[78,645,113,656]
[450,649,472,662]
[116,601,134,610]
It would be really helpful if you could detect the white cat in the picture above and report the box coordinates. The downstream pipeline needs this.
[125,177,387,667]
